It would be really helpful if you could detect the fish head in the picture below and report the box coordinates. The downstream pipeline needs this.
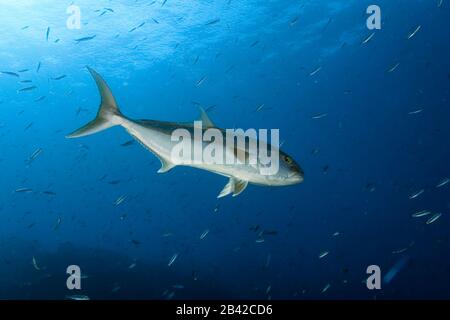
[264,152,304,186]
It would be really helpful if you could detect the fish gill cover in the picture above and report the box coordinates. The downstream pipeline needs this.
[0,0,449,300]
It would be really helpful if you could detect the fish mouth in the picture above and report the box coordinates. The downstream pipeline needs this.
[287,171,304,184]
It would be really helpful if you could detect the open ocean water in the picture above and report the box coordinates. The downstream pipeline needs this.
[0,0,449,300]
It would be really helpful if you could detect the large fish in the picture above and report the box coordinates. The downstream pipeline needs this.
[67,67,303,197]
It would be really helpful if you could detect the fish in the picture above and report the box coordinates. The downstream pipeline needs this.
[42,191,56,196]
[18,86,37,92]
[200,229,209,240]
[18,69,29,73]
[361,32,375,44]
[36,62,42,73]
[20,80,33,83]
[411,210,432,218]
[75,35,96,43]
[51,75,67,80]
[1,71,20,77]
[408,109,423,115]
[120,140,135,147]
[205,18,220,26]
[34,96,46,102]
[54,217,62,230]
[28,148,43,163]
[168,253,178,267]
[46,27,50,41]
[321,283,331,293]
[114,195,127,206]
[436,178,450,188]
[289,16,299,27]
[318,251,329,259]
[409,189,424,199]
[128,263,137,269]
[426,213,442,225]
[15,188,33,193]
[196,75,207,87]
[309,67,321,76]
[152,18,159,24]
[129,22,145,32]
[383,257,409,284]
[66,68,303,198]
[312,113,328,119]
[407,25,421,39]
[32,257,40,270]
[22,26,30,30]
[387,63,400,73]
[66,295,90,301]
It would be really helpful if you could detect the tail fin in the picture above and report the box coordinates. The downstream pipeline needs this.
[66,67,123,139]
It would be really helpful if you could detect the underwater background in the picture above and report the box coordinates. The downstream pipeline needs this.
[0,0,449,300]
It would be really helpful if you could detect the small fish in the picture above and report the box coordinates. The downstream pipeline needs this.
[200,229,209,240]
[128,263,137,269]
[54,217,62,230]
[75,35,96,43]
[196,75,207,87]
[131,239,141,246]
[18,86,37,92]
[309,67,321,76]
[129,22,145,32]
[15,188,33,193]
[361,32,375,44]
[34,96,46,102]
[36,62,42,73]
[168,253,178,267]
[321,283,331,293]
[22,26,30,30]
[172,284,184,289]
[20,80,33,83]
[318,251,329,259]
[250,40,259,47]
[255,238,265,243]
[387,62,400,73]
[28,148,43,163]
[162,0,168,7]
[392,247,408,254]
[51,75,66,80]
[436,178,450,188]
[1,71,20,77]
[66,295,90,301]
[120,140,135,147]
[46,27,50,41]
[408,109,423,115]
[409,189,424,199]
[255,104,266,112]
[42,191,56,196]
[426,213,442,225]
[24,122,34,131]
[152,18,159,24]
[32,256,40,270]
[114,195,127,206]
[108,180,121,185]
[312,113,328,119]
[18,69,29,73]
[290,16,299,27]
[332,232,340,237]
[407,25,421,39]
[412,210,432,218]
[205,18,220,26]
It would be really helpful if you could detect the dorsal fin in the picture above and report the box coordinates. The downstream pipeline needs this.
[198,107,215,128]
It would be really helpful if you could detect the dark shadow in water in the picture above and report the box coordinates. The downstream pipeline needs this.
[0,238,231,300]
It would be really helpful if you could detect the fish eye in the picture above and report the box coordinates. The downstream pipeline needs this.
[283,155,293,164]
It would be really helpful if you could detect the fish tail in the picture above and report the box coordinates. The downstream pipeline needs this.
[66,67,125,138]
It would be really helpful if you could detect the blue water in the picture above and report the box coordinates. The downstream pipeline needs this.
[0,0,449,300]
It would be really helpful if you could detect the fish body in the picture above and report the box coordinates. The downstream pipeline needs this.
[66,68,303,198]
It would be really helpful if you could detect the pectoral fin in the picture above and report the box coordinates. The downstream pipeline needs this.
[157,157,176,173]
[217,177,249,198]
